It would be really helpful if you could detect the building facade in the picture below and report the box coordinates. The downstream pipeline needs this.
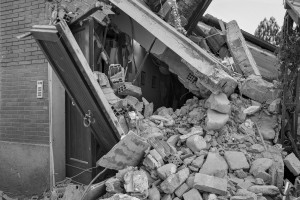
[0,0,50,196]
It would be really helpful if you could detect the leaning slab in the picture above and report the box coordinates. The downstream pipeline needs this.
[226,20,261,77]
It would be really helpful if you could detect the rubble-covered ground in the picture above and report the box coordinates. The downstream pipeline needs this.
[89,91,300,200]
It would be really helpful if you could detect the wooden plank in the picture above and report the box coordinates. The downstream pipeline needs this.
[30,21,124,151]
[226,20,261,77]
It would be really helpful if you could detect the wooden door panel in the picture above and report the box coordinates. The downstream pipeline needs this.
[30,20,122,184]
[30,20,122,148]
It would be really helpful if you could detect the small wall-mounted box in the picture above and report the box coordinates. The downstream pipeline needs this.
[37,80,43,99]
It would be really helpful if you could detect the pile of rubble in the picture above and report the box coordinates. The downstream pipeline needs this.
[94,90,300,200]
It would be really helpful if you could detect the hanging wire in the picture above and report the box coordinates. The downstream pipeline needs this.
[55,166,99,185]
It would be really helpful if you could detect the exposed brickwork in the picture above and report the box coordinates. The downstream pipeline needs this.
[0,0,50,144]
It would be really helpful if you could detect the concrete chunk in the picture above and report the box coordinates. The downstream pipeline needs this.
[194,173,228,195]
[160,167,190,194]
[200,152,228,178]
[157,163,177,180]
[284,153,300,176]
[224,151,250,170]
[250,158,273,176]
[97,131,150,170]
[247,185,280,196]
[239,75,279,103]
[183,188,203,200]
[206,109,229,130]
[226,20,261,77]
[175,183,189,198]
[186,135,207,153]
[205,93,231,114]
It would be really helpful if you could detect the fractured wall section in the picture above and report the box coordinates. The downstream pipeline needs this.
[109,0,237,96]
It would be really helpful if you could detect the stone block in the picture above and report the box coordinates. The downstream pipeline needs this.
[175,183,189,198]
[224,151,249,170]
[97,131,150,170]
[284,152,300,176]
[236,189,257,200]
[191,155,205,168]
[243,106,260,115]
[205,93,231,114]
[184,155,197,165]
[124,170,148,196]
[186,135,207,153]
[157,163,177,180]
[186,175,195,188]
[148,186,160,200]
[248,144,264,153]
[262,147,284,189]
[194,173,228,195]
[239,75,279,103]
[253,171,271,184]
[199,152,228,178]
[160,167,190,194]
[161,194,172,200]
[183,188,203,200]
[247,185,280,196]
[206,109,229,130]
[250,158,273,176]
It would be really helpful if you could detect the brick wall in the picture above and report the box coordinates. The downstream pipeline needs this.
[0,0,50,144]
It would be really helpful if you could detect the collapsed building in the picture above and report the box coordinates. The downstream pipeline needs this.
[3,0,300,199]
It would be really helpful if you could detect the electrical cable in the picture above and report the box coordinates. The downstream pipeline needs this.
[80,168,109,200]
[55,166,99,185]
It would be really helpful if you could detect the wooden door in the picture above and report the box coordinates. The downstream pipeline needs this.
[65,19,95,184]
[31,19,122,184]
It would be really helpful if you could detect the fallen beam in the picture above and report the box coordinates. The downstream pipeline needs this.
[109,0,237,95]
[226,20,261,77]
